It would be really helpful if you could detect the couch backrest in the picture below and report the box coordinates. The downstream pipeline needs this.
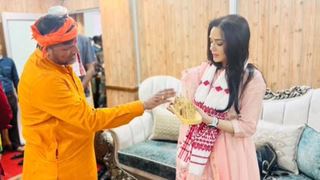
[137,76,320,139]
[139,76,182,101]
[262,88,320,131]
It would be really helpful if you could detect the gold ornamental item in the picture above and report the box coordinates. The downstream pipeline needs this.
[169,96,202,125]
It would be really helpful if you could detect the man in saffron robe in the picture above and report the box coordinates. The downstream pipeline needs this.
[18,15,175,179]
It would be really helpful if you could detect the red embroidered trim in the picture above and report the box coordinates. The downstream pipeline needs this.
[193,100,228,119]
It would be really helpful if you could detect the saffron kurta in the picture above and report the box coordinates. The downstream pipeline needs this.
[176,62,266,180]
[18,49,144,179]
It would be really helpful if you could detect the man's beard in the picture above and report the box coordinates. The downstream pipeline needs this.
[67,55,77,65]
[59,55,77,66]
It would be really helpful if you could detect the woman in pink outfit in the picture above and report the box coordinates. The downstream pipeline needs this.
[175,15,266,180]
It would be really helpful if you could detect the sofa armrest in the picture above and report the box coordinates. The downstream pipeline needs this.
[109,112,153,151]
[94,131,139,179]
[108,112,153,167]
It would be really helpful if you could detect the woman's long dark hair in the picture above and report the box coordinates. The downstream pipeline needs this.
[207,15,255,114]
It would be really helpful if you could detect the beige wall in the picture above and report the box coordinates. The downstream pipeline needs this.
[100,0,229,106]
[62,0,99,12]
[4,0,317,106]
[100,0,320,106]
[239,0,320,90]
[138,0,229,81]
[100,0,139,106]
[0,0,59,13]
[0,0,99,13]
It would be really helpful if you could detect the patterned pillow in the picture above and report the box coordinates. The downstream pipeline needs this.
[149,106,181,141]
[254,121,305,174]
[297,126,320,180]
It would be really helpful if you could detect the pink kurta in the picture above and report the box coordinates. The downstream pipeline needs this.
[176,62,266,180]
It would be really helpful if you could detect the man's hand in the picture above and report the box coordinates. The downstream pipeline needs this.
[143,89,176,110]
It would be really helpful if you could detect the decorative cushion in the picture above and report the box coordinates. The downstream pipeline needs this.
[297,126,320,180]
[254,121,305,174]
[149,106,180,141]
[118,140,177,179]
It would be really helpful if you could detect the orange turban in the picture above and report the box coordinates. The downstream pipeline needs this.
[31,16,78,49]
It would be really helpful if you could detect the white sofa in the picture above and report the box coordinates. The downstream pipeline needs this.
[105,76,320,180]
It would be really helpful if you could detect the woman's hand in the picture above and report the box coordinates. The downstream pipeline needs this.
[143,89,176,110]
[195,106,213,125]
